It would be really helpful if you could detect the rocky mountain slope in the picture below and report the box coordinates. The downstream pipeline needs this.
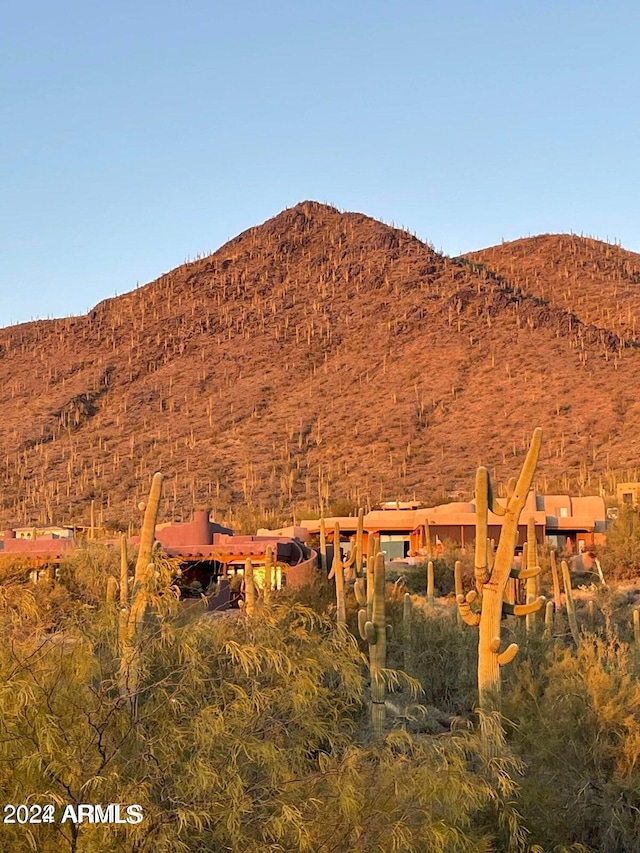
[1,202,639,529]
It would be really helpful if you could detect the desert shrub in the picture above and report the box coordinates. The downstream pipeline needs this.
[56,542,123,605]
[385,557,459,597]
[503,633,640,853]
[0,564,529,853]
[383,597,478,717]
[599,505,640,579]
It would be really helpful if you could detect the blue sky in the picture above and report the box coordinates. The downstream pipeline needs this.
[2,1,639,326]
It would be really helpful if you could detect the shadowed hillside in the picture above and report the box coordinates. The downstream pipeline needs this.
[465,233,640,342]
[1,202,639,529]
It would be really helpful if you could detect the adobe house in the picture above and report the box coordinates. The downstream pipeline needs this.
[616,482,640,508]
[1,528,75,562]
[300,491,607,559]
[140,510,316,590]
[1,510,317,595]
[11,525,73,540]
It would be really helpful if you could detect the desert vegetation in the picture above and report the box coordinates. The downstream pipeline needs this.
[3,436,640,852]
[3,203,640,850]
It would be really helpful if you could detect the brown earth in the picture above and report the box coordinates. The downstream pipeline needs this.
[1,201,639,530]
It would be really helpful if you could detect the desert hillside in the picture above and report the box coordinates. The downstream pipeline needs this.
[1,202,639,529]
[465,233,640,341]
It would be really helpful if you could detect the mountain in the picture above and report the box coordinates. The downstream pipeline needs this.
[1,202,639,530]
[465,234,640,343]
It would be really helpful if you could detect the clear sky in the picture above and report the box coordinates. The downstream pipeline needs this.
[2,1,639,327]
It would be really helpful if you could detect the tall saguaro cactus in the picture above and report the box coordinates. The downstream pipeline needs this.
[561,558,580,646]
[328,523,346,625]
[244,557,256,616]
[524,517,541,633]
[134,472,164,584]
[119,472,163,713]
[358,552,391,737]
[355,508,364,576]
[456,429,545,711]
[426,560,435,606]
[319,518,327,574]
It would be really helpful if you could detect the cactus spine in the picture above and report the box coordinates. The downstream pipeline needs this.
[457,429,544,711]
[358,552,391,737]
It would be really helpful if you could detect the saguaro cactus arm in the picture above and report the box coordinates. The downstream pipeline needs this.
[502,597,545,618]
[488,637,519,666]
[457,591,481,626]
[354,577,367,606]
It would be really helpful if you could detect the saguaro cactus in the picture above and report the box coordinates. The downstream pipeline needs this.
[342,541,357,584]
[549,548,563,613]
[524,518,541,633]
[119,472,163,713]
[120,533,129,605]
[355,507,364,576]
[263,545,273,601]
[319,518,327,574]
[561,558,580,645]
[456,429,545,711]
[366,532,379,620]
[426,560,435,606]
[454,559,463,628]
[244,557,256,616]
[134,472,163,583]
[403,592,413,674]
[543,600,555,638]
[328,523,346,625]
[358,552,392,737]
